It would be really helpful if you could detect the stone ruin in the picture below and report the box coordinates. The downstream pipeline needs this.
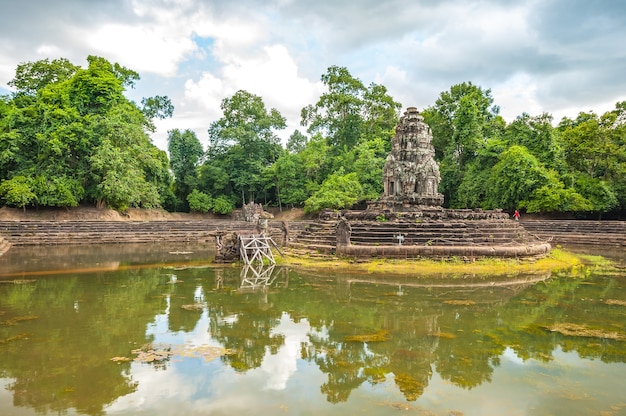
[240,201,274,223]
[369,107,444,211]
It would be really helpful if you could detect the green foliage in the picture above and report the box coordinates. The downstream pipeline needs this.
[265,151,309,209]
[68,56,126,116]
[0,176,37,209]
[504,113,564,171]
[90,138,161,211]
[8,58,79,95]
[31,175,84,207]
[168,129,204,207]
[573,174,618,212]
[187,189,213,213]
[197,163,230,197]
[212,195,234,215]
[522,172,592,213]
[423,82,502,207]
[350,138,386,201]
[286,130,308,153]
[485,145,550,210]
[0,55,173,211]
[141,95,174,121]
[205,90,285,205]
[301,66,401,154]
[304,169,363,213]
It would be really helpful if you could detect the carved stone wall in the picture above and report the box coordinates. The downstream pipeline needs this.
[370,107,444,210]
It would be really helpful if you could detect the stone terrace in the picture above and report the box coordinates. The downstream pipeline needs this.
[521,220,626,246]
[286,217,551,259]
[0,220,286,247]
[1,218,622,259]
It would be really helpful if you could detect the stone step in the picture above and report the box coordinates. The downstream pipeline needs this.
[287,241,335,254]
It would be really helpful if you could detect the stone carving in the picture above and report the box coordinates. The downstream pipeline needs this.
[241,202,273,223]
[215,232,240,263]
[371,107,444,210]
[336,217,352,247]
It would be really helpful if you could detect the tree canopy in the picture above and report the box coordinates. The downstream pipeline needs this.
[0,56,173,211]
[2,58,624,217]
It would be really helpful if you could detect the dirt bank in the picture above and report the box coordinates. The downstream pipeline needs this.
[0,206,308,222]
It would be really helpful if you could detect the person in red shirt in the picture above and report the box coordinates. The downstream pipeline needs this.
[513,209,520,221]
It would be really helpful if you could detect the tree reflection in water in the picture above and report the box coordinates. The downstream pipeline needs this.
[1,247,625,415]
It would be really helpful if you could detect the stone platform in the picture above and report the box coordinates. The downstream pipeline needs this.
[287,209,551,260]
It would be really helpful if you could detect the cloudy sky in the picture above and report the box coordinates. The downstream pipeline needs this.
[1,0,625,151]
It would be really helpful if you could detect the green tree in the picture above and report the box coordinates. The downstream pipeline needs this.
[187,189,213,213]
[558,104,626,211]
[264,151,308,211]
[301,66,401,157]
[504,113,564,171]
[197,162,230,197]
[350,137,387,201]
[8,58,79,95]
[0,56,173,210]
[423,82,502,207]
[0,176,37,210]
[485,145,548,210]
[304,169,363,213]
[90,138,161,210]
[299,133,331,192]
[212,195,235,215]
[286,129,308,154]
[205,90,285,205]
[168,129,204,210]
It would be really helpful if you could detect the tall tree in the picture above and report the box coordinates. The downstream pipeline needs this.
[504,112,564,172]
[298,66,401,212]
[0,56,173,211]
[263,150,308,211]
[301,66,401,156]
[423,82,502,207]
[558,104,626,211]
[483,145,590,213]
[205,90,285,205]
[167,129,204,210]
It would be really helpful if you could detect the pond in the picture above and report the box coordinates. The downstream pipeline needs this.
[1,244,625,416]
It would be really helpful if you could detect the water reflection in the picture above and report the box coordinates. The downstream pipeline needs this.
[239,264,280,291]
[0,246,625,415]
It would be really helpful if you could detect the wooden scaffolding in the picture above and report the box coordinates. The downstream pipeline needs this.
[238,234,277,266]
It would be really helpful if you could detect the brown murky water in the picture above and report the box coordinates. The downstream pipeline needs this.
[0,244,625,416]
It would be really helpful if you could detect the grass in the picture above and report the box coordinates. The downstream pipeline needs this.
[275,248,588,277]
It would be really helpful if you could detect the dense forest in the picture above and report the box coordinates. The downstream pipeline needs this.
[1,56,625,216]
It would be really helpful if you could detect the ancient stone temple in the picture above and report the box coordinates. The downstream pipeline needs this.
[288,106,551,260]
[371,107,444,210]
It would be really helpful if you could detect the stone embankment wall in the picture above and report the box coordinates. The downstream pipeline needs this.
[521,220,626,247]
[1,219,623,258]
[0,220,287,247]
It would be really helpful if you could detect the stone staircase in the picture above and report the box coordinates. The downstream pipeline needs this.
[521,220,626,246]
[285,220,337,254]
[282,218,547,258]
[348,220,533,247]
[0,220,285,247]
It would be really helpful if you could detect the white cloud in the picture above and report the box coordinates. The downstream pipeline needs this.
[86,23,197,77]
[2,0,626,150]
[491,72,542,121]
[261,313,311,390]
[175,43,324,147]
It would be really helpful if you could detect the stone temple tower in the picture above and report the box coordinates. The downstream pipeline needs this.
[372,107,444,210]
